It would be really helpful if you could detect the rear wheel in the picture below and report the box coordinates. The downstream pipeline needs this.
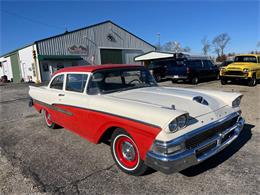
[191,76,199,85]
[42,109,58,129]
[221,79,227,85]
[154,74,162,82]
[111,129,148,176]
[248,75,257,87]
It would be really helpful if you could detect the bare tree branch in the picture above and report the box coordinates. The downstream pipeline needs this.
[201,36,210,55]
[212,33,231,56]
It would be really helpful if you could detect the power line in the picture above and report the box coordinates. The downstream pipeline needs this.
[0,9,65,30]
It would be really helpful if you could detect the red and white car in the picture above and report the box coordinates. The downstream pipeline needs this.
[29,64,245,175]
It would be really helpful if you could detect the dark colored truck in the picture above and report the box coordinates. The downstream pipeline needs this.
[148,54,219,84]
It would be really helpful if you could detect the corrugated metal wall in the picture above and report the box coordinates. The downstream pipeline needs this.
[36,22,155,64]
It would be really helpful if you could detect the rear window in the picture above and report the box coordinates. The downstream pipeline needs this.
[234,56,257,63]
[66,74,88,93]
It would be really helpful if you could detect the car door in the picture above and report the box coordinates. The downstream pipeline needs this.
[59,73,90,137]
[202,60,218,79]
[189,60,205,79]
[48,73,66,125]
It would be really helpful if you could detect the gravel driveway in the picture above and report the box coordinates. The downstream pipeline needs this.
[0,80,259,194]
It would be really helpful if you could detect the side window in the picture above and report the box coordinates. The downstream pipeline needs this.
[50,74,64,90]
[258,57,260,64]
[104,71,123,84]
[66,74,88,93]
[188,60,202,68]
[203,60,214,68]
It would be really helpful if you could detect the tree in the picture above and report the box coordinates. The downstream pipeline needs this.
[212,33,231,56]
[201,36,210,55]
[182,46,191,52]
[162,41,191,53]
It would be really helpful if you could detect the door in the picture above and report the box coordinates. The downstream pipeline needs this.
[100,49,123,64]
[202,60,218,79]
[10,53,21,83]
[61,73,92,139]
[48,74,66,125]
[187,60,205,79]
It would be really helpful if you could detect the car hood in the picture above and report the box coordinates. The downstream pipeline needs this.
[108,87,228,118]
[227,62,255,70]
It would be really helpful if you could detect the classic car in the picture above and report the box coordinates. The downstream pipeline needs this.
[29,64,245,175]
[220,54,260,86]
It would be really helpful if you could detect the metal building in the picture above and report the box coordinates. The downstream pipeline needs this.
[0,20,155,83]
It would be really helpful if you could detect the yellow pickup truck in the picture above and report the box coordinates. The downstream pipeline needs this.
[220,54,260,86]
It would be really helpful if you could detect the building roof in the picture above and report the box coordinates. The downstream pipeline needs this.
[54,64,143,75]
[36,20,155,49]
[134,51,209,61]
[0,20,155,58]
[135,51,174,61]
[0,43,34,58]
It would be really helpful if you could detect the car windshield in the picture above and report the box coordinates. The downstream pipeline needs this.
[234,56,257,63]
[87,67,157,95]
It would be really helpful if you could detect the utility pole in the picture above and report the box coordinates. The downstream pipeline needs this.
[156,33,161,51]
[32,50,40,84]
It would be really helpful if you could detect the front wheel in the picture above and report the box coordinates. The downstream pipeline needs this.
[248,75,257,87]
[111,129,148,176]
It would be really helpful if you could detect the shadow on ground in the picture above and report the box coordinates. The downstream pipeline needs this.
[180,123,253,177]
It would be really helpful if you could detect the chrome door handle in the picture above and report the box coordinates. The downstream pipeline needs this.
[58,94,65,96]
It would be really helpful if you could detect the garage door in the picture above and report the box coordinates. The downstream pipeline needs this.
[100,49,123,64]
[10,53,21,83]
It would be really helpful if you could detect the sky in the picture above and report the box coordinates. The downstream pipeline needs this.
[0,0,259,56]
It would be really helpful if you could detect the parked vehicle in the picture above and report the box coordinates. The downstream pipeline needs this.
[220,54,260,86]
[219,59,234,67]
[148,53,219,84]
[29,64,244,175]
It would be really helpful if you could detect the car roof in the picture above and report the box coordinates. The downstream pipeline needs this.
[236,54,260,57]
[53,64,143,75]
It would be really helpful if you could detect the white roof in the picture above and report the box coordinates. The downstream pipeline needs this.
[134,51,174,61]
[135,51,209,61]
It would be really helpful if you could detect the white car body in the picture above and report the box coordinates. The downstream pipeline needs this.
[29,65,245,174]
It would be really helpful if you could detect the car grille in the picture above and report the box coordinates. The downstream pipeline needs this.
[185,116,239,149]
[226,71,244,75]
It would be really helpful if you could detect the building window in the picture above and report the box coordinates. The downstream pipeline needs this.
[57,63,64,70]
[50,74,64,90]
[43,63,49,72]
[66,74,88,93]
[32,63,36,77]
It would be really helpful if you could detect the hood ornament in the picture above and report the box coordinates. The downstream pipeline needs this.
[193,96,209,106]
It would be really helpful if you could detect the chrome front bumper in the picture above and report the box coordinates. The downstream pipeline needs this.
[146,113,245,174]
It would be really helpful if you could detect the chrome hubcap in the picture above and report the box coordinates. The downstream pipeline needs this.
[122,141,136,161]
[47,114,51,120]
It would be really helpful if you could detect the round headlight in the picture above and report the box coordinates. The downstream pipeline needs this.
[177,115,187,129]
[169,119,178,132]
[243,68,249,73]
